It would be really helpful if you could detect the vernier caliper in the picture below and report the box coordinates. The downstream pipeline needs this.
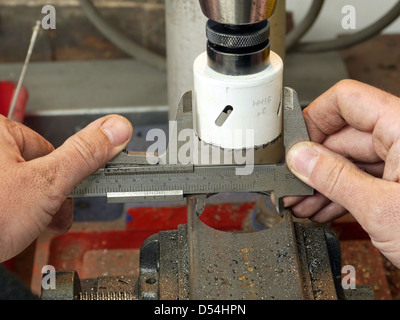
[70,0,314,215]
[70,88,313,215]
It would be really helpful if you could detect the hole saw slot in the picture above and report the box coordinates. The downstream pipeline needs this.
[215,105,234,127]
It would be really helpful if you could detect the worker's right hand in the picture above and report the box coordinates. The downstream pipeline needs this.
[283,80,400,268]
[0,114,133,263]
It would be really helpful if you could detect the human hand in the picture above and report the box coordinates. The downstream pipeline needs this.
[0,115,133,262]
[284,80,400,268]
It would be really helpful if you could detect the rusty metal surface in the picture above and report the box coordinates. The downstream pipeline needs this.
[340,240,392,300]
[138,225,190,300]
[41,271,82,300]
[187,197,339,300]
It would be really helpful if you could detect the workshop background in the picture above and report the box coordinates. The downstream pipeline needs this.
[0,0,400,300]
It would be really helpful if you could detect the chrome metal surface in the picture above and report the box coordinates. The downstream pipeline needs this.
[207,40,270,75]
[199,0,278,25]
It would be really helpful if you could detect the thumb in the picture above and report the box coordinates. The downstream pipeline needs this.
[286,141,383,226]
[32,115,133,199]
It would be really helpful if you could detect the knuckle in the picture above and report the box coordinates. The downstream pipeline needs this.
[4,119,23,149]
[323,161,347,199]
[12,162,65,216]
[364,191,400,237]
[35,160,66,201]
[68,134,105,170]
[332,79,360,102]
[334,79,355,91]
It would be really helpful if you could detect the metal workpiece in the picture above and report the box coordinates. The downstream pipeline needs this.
[199,0,278,25]
[70,88,313,210]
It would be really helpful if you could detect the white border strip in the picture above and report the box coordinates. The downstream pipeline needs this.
[0,0,164,8]
[24,105,168,116]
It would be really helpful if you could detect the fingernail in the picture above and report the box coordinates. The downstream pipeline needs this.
[101,116,132,146]
[286,142,319,178]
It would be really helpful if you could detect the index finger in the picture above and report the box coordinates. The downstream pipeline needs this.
[304,80,400,144]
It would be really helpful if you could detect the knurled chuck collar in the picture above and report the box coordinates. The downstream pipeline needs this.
[206,20,271,76]
[206,20,270,49]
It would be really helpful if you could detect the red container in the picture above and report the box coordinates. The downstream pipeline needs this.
[0,81,28,122]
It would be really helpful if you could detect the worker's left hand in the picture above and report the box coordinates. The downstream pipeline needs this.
[0,115,133,262]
